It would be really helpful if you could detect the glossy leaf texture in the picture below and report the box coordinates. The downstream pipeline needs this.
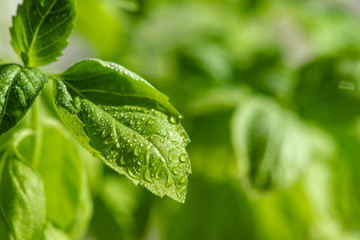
[0,149,46,240]
[10,0,75,67]
[0,64,47,135]
[231,96,318,193]
[53,59,191,203]
[58,58,181,120]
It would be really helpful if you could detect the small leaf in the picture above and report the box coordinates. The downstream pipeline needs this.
[10,0,75,67]
[231,96,313,192]
[0,148,46,240]
[0,64,47,135]
[53,59,191,203]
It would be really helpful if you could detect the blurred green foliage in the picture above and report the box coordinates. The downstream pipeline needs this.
[3,0,360,239]
[75,0,360,239]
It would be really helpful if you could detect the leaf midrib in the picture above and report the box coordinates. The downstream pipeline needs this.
[27,0,58,62]
[0,67,22,124]
[79,99,174,184]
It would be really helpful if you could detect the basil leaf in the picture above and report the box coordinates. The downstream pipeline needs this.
[0,149,46,240]
[36,120,86,232]
[67,168,92,240]
[53,59,191,203]
[0,212,13,240]
[231,96,313,192]
[42,222,70,240]
[10,0,75,67]
[58,58,181,120]
[0,64,47,135]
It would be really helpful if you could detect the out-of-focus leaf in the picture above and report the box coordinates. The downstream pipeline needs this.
[89,175,150,240]
[158,176,256,240]
[67,167,93,240]
[53,58,191,203]
[75,0,125,60]
[42,222,70,240]
[231,96,321,192]
[292,53,360,127]
[0,145,46,240]
[10,0,75,66]
[0,212,13,240]
[0,64,47,135]
[36,119,84,232]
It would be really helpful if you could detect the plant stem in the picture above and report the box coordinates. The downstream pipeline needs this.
[30,99,42,168]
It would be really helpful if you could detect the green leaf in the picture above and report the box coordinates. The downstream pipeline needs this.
[0,212,13,240]
[0,64,47,135]
[36,119,86,232]
[66,168,92,240]
[10,0,75,67]
[231,96,315,192]
[0,148,46,240]
[42,222,70,240]
[53,59,191,203]
[58,58,182,120]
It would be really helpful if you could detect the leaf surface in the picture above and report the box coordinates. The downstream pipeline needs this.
[10,0,75,67]
[54,59,191,202]
[0,148,46,240]
[231,96,314,192]
[36,120,84,231]
[0,64,47,135]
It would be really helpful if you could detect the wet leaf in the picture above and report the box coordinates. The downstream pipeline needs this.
[53,59,191,203]
[0,148,46,240]
[0,64,47,135]
[10,0,75,67]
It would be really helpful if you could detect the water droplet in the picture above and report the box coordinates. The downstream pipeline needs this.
[165,172,174,187]
[179,175,187,184]
[101,130,108,138]
[172,167,180,175]
[130,120,135,125]
[116,142,121,149]
[169,116,177,124]
[111,151,119,159]
[154,168,163,180]
[179,153,188,163]
[134,145,141,156]
[105,138,113,145]
[117,155,126,166]
[147,119,155,125]
[145,149,150,165]
[144,168,153,183]
[127,167,141,180]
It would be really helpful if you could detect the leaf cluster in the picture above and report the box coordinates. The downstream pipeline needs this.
[0,0,191,239]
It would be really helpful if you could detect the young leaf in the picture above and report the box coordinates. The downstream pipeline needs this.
[231,96,314,192]
[0,150,46,240]
[10,0,75,67]
[53,59,191,203]
[0,64,47,135]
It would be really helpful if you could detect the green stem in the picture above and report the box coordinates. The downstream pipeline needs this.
[30,99,42,168]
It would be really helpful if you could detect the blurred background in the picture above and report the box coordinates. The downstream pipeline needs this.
[2,0,360,239]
